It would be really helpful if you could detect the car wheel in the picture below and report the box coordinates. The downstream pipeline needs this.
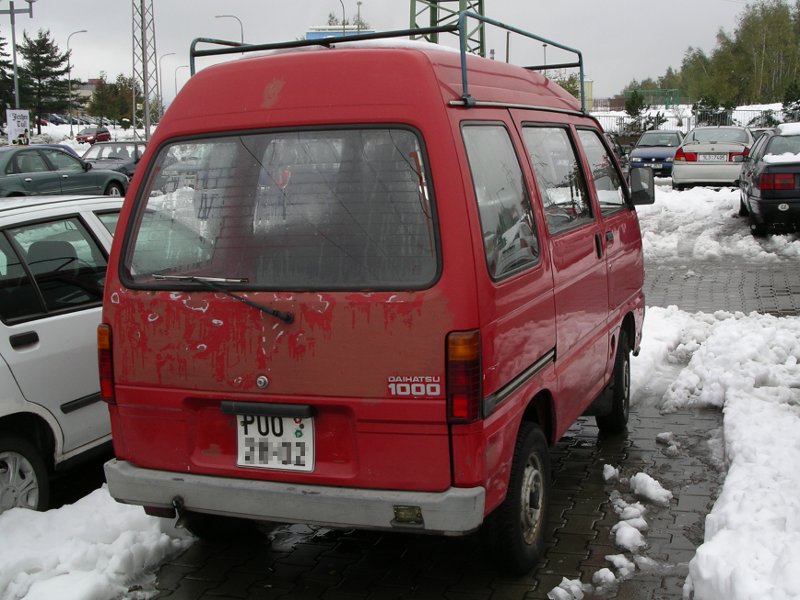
[104,182,124,197]
[596,330,631,434]
[484,421,550,574]
[0,435,50,513]
[180,510,261,543]
[672,182,684,191]
[739,197,749,217]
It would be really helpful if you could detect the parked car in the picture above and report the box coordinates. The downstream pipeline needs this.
[0,195,124,513]
[671,125,755,189]
[738,122,800,236]
[100,23,655,574]
[47,114,67,125]
[0,146,127,197]
[82,141,146,178]
[629,129,683,177]
[32,143,80,158]
[75,126,111,144]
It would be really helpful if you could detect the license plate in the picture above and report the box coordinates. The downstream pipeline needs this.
[647,163,663,169]
[699,154,727,162]
[236,414,314,471]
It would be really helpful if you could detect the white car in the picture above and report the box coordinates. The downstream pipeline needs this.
[0,195,123,513]
[671,126,755,190]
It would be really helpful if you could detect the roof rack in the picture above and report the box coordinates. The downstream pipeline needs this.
[189,11,586,112]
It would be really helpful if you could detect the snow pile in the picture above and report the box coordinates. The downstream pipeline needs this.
[642,309,800,599]
[763,152,800,164]
[629,472,673,507]
[0,487,192,600]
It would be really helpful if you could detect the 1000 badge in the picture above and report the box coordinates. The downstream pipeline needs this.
[236,414,314,471]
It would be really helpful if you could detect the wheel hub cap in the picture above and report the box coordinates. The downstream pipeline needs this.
[0,452,39,512]
[520,459,544,544]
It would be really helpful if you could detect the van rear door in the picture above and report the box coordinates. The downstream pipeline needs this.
[108,127,463,492]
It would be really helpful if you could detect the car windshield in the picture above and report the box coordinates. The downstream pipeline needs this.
[687,128,749,144]
[78,128,96,135]
[636,132,682,147]
[127,128,438,290]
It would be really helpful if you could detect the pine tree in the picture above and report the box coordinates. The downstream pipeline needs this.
[17,29,69,134]
[0,31,13,109]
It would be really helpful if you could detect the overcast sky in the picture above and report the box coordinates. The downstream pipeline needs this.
[4,0,749,100]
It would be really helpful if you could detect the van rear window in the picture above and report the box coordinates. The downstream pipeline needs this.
[126,128,437,290]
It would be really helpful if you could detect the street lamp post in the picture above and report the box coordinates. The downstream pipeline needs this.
[67,29,87,138]
[356,1,361,32]
[338,0,345,35]
[174,64,189,100]
[158,52,175,116]
[0,0,37,109]
[215,14,243,45]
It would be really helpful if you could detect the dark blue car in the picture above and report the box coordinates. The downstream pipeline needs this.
[629,129,684,176]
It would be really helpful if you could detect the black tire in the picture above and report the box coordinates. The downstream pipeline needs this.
[672,182,684,191]
[484,422,550,574]
[738,197,749,217]
[0,435,50,513]
[748,212,768,237]
[181,511,260,543]
[596,330,631,434]
[104,182,124,197]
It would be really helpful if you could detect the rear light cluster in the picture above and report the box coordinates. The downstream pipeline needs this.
[759,173,797,190]
[97,323,115,404]
[446,330,481,424]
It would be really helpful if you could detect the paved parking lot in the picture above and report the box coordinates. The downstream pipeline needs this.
[140,253,800,600]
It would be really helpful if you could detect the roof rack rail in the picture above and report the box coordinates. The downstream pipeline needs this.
[189,11,586,112]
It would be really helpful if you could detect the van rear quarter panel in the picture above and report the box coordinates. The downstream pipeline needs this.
[104,48,482,492]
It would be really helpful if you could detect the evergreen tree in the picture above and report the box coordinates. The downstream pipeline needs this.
[0,32,13,109]
[17,29,69,134]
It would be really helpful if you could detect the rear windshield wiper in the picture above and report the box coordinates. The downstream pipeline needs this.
[152,274,294,324]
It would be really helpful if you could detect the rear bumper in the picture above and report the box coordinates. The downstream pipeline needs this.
[104,458,486,535]
[672,162,741,186]
[749,196,800,227]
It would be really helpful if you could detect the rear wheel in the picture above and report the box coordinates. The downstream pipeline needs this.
[596,330,631,434]
[180,511,261,543]
[738,197,749,217]
[748,212,768,237]
[104,182,124,197]
[0,435,50,513]
[485,422,550,574]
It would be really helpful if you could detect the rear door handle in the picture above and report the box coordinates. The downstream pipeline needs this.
[24,177,32,182]
[10,331,39,349]
[62,174,69,178]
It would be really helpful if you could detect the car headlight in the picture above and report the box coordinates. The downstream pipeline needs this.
[666,157,673,162]
[630,157,642,162]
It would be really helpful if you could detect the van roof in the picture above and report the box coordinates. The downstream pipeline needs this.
[168,44,580,132]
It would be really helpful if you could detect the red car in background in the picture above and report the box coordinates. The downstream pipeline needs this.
[76,126,111,144]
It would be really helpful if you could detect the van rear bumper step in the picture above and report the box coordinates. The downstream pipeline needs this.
[104,459,486,535]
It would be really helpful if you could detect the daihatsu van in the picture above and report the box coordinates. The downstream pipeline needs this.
[101,14,654,574]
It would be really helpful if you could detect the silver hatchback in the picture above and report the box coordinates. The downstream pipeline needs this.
[672,126,755,190]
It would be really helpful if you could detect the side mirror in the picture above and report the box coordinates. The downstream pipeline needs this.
[629,167,655,205]
[82,161,93,172]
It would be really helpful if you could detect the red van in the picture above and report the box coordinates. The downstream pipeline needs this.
[101,17,654,574]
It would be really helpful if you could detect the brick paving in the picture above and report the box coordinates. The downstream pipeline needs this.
[138,254,800,600]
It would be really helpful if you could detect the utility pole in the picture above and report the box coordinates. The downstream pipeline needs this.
[410,0,485,57]
[131,0,158,140]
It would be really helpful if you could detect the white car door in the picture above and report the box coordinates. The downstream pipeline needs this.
[0,213,113,458]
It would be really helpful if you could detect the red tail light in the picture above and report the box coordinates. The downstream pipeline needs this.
[446,330,481,424]
[759,173,796,191]
[97,323,115,404]
[674,148,696,162]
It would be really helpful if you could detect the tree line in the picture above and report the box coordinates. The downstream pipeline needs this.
[0,28,137,133]
[623,0,800,111]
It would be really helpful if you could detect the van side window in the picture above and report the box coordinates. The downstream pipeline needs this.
[462,124,539,280]
[522,126,592,234]
[577,129,626,214]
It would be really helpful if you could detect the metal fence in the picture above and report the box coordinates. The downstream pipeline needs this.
[591,105,784,135]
